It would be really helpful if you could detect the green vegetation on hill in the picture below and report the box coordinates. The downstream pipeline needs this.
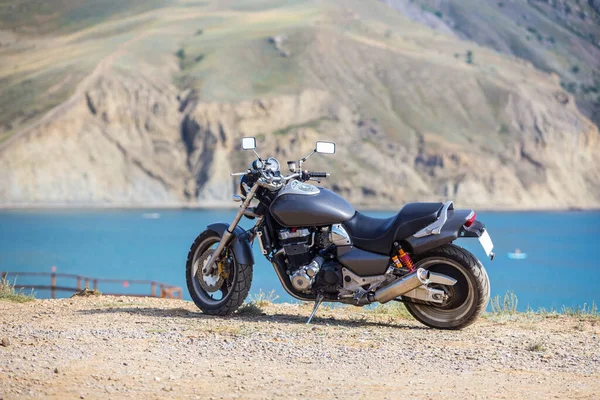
[385,0,600,127]
[0,0,170,34]
[0,0,598,208]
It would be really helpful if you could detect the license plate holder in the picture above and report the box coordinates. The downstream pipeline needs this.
[478,230,494,257]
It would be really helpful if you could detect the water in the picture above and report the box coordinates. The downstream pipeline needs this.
[1,209,598,311]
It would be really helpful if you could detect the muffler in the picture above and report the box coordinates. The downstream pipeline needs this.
[370,268,431,304]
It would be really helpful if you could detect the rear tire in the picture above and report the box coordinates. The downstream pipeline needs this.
[404,244,490,330]
[186,230,253,316]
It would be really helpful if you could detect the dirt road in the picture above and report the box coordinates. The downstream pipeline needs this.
[1,297,598,399]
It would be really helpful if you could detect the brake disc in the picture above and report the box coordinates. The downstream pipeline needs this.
[195,249,225,293]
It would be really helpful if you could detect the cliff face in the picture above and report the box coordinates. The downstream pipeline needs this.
[0,0,598,209]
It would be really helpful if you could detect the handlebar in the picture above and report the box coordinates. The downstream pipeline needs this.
[230,169,261,177]
[230,168,328,190]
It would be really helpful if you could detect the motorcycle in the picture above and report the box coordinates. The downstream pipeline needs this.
[186,137,494,329]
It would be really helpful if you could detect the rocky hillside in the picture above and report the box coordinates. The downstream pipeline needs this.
[0,0,599,209]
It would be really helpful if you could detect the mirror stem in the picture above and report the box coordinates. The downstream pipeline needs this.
[252,149,262,161]
[300,149,316,168]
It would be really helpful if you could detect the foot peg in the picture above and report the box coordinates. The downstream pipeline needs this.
[306,294,324,324]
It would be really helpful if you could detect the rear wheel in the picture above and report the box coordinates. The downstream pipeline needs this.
[404,244,490,330]
[186,230,252,315]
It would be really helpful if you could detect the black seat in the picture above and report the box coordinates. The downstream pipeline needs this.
[343,203,443,255]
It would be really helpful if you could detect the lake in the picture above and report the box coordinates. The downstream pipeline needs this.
[1,209,598,311]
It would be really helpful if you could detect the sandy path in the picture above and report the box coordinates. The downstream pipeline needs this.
[0,296,598,399]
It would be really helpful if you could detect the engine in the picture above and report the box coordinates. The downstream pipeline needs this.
[278,227,343,293]
[278,228,314,270]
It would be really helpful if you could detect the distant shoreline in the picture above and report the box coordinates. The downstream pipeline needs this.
[0,203,598,213]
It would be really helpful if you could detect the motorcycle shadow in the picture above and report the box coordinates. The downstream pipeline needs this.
[79,307,428,330]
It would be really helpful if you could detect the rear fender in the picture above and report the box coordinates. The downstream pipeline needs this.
[207,223,255,266]
[404,209,475,255]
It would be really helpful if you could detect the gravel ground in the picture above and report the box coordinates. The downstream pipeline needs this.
[1,296,599,399]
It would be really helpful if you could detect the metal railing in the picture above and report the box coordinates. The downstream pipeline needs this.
[1,271,183,299]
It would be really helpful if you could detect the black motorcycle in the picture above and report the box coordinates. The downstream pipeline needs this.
[186,138,494,329]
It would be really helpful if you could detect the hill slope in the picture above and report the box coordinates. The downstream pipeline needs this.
[383,0,600,127]
[0,0,599,209]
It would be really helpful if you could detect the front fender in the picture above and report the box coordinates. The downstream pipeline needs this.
[404,209,473,255]
[207,223,255,266]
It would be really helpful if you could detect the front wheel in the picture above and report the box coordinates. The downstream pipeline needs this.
[404,244,490,330]
[186,230,253,315]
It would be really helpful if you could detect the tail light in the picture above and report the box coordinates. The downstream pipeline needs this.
[464,211,476,227]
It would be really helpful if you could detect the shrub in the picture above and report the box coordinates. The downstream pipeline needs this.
[249,289,279,308]
[490,291,518,314]
[466,50,473,64]
[560,301,598,317]
[0,276,35,303]
[236,289,279,315]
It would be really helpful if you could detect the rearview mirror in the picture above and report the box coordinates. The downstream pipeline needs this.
[241,137,256,150]
[316,141,335,154]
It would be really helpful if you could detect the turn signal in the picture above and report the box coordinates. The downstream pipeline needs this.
[465,211,476,227]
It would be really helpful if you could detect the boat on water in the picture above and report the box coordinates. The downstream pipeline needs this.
[142,213,161,219]
[508,248,527,259]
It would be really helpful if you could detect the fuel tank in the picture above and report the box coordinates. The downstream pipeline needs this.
[269,181,355,227]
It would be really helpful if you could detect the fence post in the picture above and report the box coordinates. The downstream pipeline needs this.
[85,278,89,288]
[93,279,98,290]
[151,282,156,297]
[51,273,56,299]
[160,284,165,298]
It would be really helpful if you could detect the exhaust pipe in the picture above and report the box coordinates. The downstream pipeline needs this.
[370,268,432,304]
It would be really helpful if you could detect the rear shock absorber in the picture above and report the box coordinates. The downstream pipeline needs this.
[398,248,415,272]
[391,244,415,272]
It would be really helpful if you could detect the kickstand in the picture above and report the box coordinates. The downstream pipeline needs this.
[306,294,324,325]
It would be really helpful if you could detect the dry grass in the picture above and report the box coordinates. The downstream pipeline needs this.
[0,276,35,303]
[526,342,546,352]
[490,291,519,314]
[249,289,279,308]
[236,289,279,316]
[236,302,264,316]
[485,292,599,324]
[368,301,411,319]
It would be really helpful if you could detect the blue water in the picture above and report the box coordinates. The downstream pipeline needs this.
[1,209,598,311]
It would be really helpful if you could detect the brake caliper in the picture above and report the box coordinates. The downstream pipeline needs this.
[218,252,231,280]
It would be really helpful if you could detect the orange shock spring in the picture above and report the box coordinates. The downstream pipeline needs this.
[398,249,415,272]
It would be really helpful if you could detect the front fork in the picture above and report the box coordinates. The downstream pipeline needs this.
[205,183,259,274]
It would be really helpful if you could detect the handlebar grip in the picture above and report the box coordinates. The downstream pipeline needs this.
[309,171,328,178]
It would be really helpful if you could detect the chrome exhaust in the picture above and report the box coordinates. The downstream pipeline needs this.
[370,268,432,304]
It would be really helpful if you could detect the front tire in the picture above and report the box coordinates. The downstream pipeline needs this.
[186,230,253,316]
[404,244,490,330]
